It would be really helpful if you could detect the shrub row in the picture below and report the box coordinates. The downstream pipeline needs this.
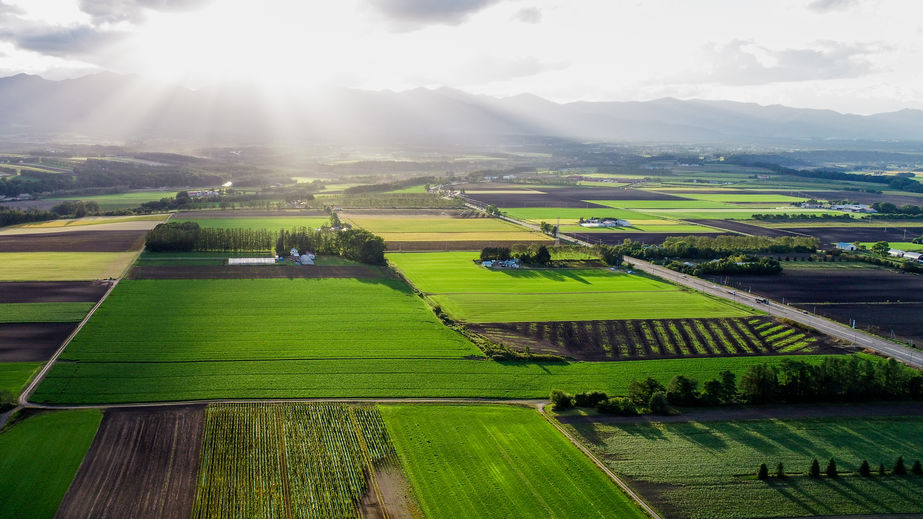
[757,457,923,479]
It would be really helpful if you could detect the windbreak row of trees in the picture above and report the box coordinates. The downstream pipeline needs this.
[666,255,782,276]
[479,245,552,265]
[145,222,386,264]
[342,175,436,194]
[0,207,57,227]
[752,213,855,221]
[599,235,818,261]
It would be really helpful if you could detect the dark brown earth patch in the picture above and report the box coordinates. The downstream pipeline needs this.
[462,186,684,208]
[687,219,804,237]
[0,322,75,361]
[0,281,109,303]
[358,463,421,519]
[128,264,381,279]
[0,230,145,252]
[780,226,923,247]
[470,317,843,361]
[55,405,205,519]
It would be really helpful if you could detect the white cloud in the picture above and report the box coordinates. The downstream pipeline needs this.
[511,7,541,24]
[808,0,860,12]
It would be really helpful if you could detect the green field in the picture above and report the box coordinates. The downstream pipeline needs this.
[502,207,670,223]
[32,354,831,404]
[0,302,94,323]
[589,199,734,209]
[684,193,810,203]
[0,410,102,518]
[47,191,180,211]
[0,362,41,396]
[175,217,330,230]
[382,404,646,519]
[567,416,923,519]
[0,252,137,281]
[344,214,530,233]
[55,278,480,362]
[389,252,752,322]
[858,241,923,252]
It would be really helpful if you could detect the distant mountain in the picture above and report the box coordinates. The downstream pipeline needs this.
[1,73,923,146]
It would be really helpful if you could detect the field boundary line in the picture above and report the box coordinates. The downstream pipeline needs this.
[537,403,662,519]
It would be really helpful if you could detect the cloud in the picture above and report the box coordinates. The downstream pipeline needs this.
[511,7,542,24]
[367,0,503,28]
[2,25,129,59]
[807,0,860,12]
[698,39,880,85]
[78,0,211,24]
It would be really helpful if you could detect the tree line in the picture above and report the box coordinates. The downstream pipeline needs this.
[666,255,782,276]
[480,245,552,266]
[599,235,818,261]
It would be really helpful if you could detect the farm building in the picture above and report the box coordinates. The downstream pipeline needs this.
[889,249,923,261]
[228,257,275,265]
[831,203,876,213]
[835,242,857,251]
[580,217,632,228]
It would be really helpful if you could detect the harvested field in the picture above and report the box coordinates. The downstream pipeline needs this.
[709,267,923,344]
[0,322,75,361]
[0,230,145,252]
[778,226,923,246]
[128,265,381,279]
[0,281,109,303]
[174,210,326,218]
[0,252,138,281]
[471,317,842,360]
[56,405,205,519]
[811,190,923,207]
[687,219,802,237]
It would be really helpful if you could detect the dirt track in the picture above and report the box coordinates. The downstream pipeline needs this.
[128,265,381,279]
[0,322,76,361]
[55,405,205,519]
[0,230,146,252]
[0,281,109,303]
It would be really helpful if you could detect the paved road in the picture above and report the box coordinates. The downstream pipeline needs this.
[624,255,923,368]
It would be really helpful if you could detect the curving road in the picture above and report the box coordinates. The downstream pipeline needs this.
[624,256,923,369]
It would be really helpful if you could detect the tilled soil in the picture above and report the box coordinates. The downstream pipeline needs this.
[463,186,682,208]
[688,219,804,237]
[0,322,76,361]
[0,230,146,252]
[0,281,109,303]
[128,264,380,279]
[780,226,923,246]
[55,405,205,519]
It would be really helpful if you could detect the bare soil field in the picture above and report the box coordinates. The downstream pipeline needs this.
[386,239,548,251]
[56,405,205,519]
[128,264,380,279]
[0,230,145,252]
[689,219,802,237]
[564,231,731,245]
[709,268,923,343]
[812,190,923,207]
[0,322,75,361]
[0,281,108,303]
[779,226,923,246]
[464,186,682,208]
[470,317,841,361]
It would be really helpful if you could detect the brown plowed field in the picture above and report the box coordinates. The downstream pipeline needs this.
[463,186,683,208]
[385,240,548,251]
[708,267,923,344]
[470,316,842,361]
[0,281,109,303]
[128,265,380,279]
[564,231,731,245]
[0,230,146,252]
[0,322,75,361]
[56,405,205,519]
[688,219,803,237]
[780,226,923,246]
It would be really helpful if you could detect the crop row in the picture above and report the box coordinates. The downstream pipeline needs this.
[481,317,834,359]
[192,403,397,519]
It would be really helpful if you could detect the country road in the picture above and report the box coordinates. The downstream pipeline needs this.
[624,256,923,369]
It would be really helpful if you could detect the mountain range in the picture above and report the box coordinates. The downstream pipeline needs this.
[1,72,922,146]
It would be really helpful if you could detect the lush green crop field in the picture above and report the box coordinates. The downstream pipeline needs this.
[502,207,670,223]
[382,404,646,519]
[684,193,810,203]
[175,217,329,230]
[0,362,41,395]
[48,191,179,211]
[567,416,923,519]
[0,252,137,281]
[859,241,923,251]
[589,199,733,209]
[0,410,102,519]
[56,279,479,362]
[0,302,94,323]
[344,214,550,242]
[389,252,751,322]
[32,354,831,403]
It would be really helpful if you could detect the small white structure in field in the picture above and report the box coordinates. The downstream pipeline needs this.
[299,252,315,265]
[835,242,857,251]
[580,218,631,228]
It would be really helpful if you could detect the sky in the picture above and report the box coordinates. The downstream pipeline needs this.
[0,0,921,114]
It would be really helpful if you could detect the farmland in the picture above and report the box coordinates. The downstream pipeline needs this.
[0,322,77,361]
[46,190,180,211]
[0,252,137,280]
[0,302,94,322]
[0,410,102,519]
[176,216,330,230]
[389,251,752,322]
[565,415,923,519]
[57,406,205,519]
[193,403,416,519]
[32,354,833,403]
[343,212,550,245]
[381,404,647,519]
[0,362,40,395]
[0,230,147,252]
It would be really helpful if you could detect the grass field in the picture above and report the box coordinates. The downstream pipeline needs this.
[344,214,550,242]
[4,214,166,230]
[858,241,923,251]
[567,416,923,519]
[0,302,94,322]
[389,252,752,322]
[502,207,671,223]
[684,194,810,203]
[175,217,330,230]
[47,191,180,211]
[0,362,41,396]
[55,278,480,362]
[32,354,832,403]
[0,410,102,519]
[0,252,137,280]
[590,200,734,209]
[382,404,646,519]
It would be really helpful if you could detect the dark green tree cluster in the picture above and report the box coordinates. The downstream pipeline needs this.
[871,202,923,215]
[50,200,101,217]
[0,207,57,227]
[752,213,854,221]
[550,389,639,416]
[539,221,558,236]
[599,235,817,262]
[478,245,551,266]
[146,221,202,252]
[667,255,782,276]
